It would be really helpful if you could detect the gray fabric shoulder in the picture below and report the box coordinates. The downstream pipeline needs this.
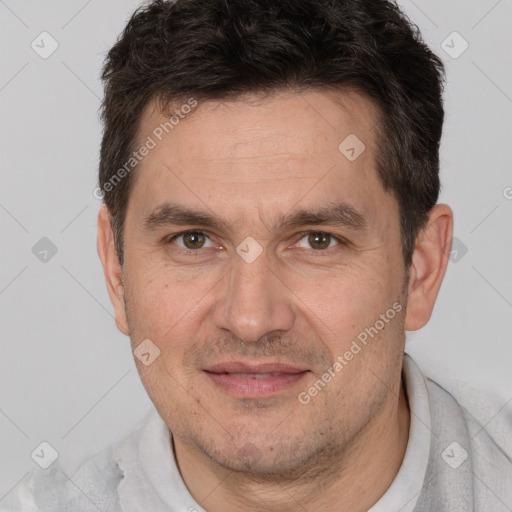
[416,377,512,512]
[2,415,153,511]
[461,405,512,511]
[28,445,123,512]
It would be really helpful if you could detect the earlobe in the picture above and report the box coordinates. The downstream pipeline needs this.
[404,204,453,331]
[97,206,130,335]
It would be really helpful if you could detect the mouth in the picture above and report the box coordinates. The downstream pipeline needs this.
[203,361,310,398]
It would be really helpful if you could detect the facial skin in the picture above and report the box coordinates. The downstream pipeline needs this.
[98,89,453,511]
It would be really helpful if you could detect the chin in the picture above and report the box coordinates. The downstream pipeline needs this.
[201,431,339,480]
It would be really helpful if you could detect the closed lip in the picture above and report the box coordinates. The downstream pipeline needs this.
[204,361,309,374]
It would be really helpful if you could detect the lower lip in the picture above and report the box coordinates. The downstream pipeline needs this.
[204,371,309,398]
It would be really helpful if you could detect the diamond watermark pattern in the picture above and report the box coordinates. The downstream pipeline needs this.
[238,441,263,462]
[441,32,468,59]
[338,134,366,161]
[441,441,468,469]
[448,236,468,263]
[236,236,263,263]
[31,32,59,59]
[31,441,59,469]
[32,237,58,263]
[134,338,161,366]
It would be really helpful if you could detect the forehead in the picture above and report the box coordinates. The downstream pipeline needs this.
[139,88,379,163]
[128,89,393,232]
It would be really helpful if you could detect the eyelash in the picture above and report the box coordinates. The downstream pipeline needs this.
[166,230,347,254]
[166,231,217,255]
[294,230,346,251]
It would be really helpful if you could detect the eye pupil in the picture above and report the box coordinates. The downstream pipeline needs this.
[184,232,205,249]
[308,232,330,250]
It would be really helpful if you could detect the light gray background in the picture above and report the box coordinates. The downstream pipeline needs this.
[1,0,511,501]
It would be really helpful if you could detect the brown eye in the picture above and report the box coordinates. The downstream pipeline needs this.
[308,232,332,250]
[183,232,205,249]
[172,231,210,250]
[295,231,341,251]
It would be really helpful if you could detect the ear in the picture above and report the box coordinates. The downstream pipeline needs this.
[97,205,129,335]
[404,204,454,331]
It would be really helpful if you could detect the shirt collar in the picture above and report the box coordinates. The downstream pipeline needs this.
[116,409,205,512]
[368,353,432,512]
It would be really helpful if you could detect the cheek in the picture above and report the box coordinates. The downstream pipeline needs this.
[124,270,205,415]
[124,260,217,350]
[284,262,397,350]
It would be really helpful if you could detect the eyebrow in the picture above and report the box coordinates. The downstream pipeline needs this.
[275,202,367,233]
[144,203,229,232]
[143,201,367,234]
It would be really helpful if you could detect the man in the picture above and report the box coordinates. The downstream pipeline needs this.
[4,0,511,510]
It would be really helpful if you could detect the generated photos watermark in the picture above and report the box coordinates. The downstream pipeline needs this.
[298,301,403,404]
[93,97,198,200]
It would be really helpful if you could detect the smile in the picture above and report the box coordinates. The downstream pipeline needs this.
[203,363,310,397]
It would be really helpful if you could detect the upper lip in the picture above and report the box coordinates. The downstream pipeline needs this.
[204,361,309,374]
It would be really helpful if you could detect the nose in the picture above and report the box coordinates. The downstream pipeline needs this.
[212,251,296,343]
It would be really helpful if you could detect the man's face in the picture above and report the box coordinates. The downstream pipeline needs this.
[116,90,409,475]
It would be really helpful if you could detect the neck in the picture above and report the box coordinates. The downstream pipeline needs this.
[174,380,410,512]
